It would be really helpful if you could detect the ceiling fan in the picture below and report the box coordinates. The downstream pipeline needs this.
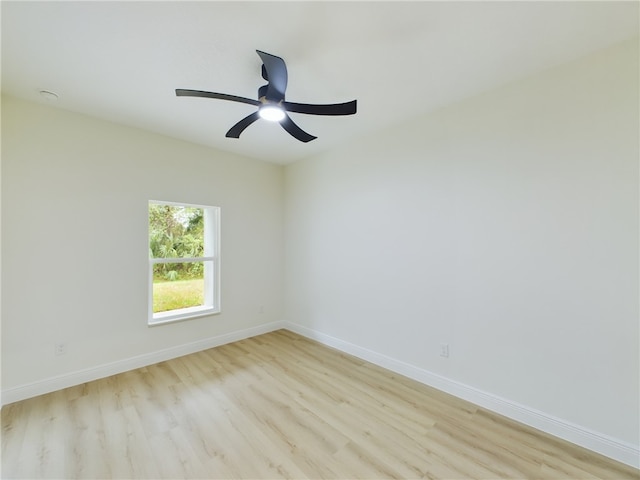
[176,50,357,143]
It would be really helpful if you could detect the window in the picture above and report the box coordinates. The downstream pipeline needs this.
[148,201,220,325]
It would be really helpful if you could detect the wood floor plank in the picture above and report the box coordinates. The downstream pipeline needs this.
[2,329,638,479]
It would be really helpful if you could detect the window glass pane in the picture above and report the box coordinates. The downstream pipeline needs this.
[152,262,204,313]
[149,204,204,259]
[148,201,219,324]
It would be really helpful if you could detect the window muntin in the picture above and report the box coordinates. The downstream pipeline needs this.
[148,201,220,325]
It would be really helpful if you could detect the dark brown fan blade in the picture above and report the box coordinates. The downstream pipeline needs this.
[282,99,357,116]
[226,111,261,138]
[176,89,260,107]
[256,50,287,101]
[280,114,317,143]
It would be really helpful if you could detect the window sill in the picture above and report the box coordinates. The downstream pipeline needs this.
[149,305,220,326]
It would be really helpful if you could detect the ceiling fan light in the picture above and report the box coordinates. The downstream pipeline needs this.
[259,105,285,122]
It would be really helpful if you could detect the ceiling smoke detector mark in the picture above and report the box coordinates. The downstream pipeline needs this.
[39,90,59,102]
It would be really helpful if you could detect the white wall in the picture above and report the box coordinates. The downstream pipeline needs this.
[1,96,284,395]
[284,37,639,453]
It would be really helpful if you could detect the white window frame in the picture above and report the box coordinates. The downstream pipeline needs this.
[148,200,220,326]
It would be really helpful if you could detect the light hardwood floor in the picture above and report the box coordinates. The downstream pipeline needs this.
[2,329,638,479]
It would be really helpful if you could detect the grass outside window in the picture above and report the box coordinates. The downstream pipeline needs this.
[153,278,204,313]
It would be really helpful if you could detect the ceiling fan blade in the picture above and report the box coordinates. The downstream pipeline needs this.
[280,114,317,143]
[176,89,260,107]
[226,111,261,138]
[256,50,287,101]
[283,99,357,116]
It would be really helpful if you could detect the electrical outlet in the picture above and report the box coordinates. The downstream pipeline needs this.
[54,342,67,356]
[258,305,264,314]
[439,343,450,358]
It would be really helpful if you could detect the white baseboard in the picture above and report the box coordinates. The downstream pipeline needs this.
[284,321,640,469]
[1,320,285,407]
[3,320,637,469]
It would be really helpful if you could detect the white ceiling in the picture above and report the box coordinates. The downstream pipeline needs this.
[2,1,638,165]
